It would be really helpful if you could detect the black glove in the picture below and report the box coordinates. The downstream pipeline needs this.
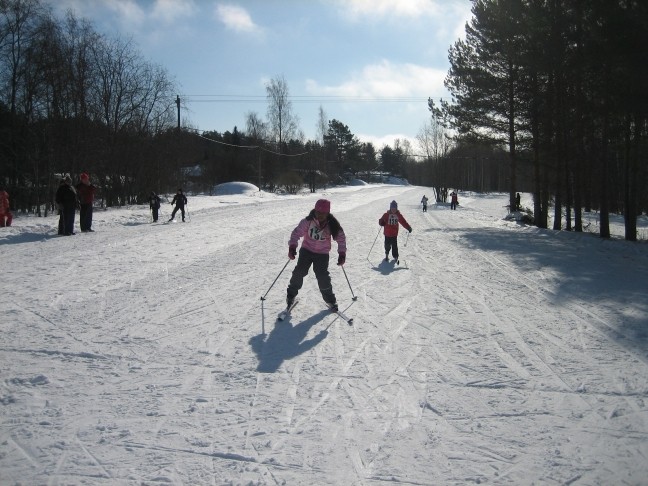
[337,253,346,266]
[288,246,297,260]
[379,220,385,226]
[408,227,412,233]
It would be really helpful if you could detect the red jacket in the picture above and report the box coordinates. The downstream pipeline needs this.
[379,210,411,237]
[76,182,96,205]
[0,190,9,213]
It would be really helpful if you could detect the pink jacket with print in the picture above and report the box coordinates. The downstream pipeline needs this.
[289,217,347,255]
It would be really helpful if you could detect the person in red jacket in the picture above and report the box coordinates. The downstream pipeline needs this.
[450,190,459,210]
[76,173,96,232]
[0,187,13,227]
[378,200,411,263]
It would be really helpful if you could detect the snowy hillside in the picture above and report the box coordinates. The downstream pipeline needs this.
[1,184,647,485]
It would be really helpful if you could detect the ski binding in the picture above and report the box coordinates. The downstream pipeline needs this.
[277,299,299,321]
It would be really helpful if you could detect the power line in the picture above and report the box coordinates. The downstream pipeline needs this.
[189,128,309,157]
[180,94,445,104]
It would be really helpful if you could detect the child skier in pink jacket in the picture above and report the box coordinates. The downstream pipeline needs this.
[286,199,346,312]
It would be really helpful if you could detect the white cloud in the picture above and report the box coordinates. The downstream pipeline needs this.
[305,60,446,98]
[214,4,259,33]
[100,0,146,25]
[152,0,197,23]
[357,132,419,150]
[335,0,443,20]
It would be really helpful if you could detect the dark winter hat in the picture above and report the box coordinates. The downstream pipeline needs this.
[390,200,398,209]
[315,199,330,213]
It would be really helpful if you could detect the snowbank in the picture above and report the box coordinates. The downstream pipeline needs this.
[213,181,259,195]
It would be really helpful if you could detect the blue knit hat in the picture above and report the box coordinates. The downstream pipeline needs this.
[390,200,398,209]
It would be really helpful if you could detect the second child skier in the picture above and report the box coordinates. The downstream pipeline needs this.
[379,200,412,264]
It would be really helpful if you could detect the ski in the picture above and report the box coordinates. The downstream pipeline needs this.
[277,299,299,321]
[327,304,353,325]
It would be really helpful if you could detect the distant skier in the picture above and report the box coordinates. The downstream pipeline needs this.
[450,191,459,210]
[169,188,187,222]
[421,195,428,212]
[149,191,161,222]
[286,199,346,312]
[379,200,411,263]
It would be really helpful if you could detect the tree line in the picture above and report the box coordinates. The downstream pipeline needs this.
[3,0,644,242]
[0,1,425,213]
[0,0,509,217]
[440,0,647,241]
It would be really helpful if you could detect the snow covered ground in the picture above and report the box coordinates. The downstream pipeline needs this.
[1,183,647,485]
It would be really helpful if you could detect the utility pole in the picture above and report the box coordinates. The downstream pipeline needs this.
[176,95,181,129]
[257,148,262,189]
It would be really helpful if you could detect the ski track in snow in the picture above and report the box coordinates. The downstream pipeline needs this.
[1,185,648,484]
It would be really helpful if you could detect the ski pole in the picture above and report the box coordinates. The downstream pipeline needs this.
[260,259,291,301]
[341,265,358,301]
[404,231,410,247]
[367,227,381,259]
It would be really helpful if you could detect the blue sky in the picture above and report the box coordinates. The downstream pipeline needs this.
[52,0,472,149]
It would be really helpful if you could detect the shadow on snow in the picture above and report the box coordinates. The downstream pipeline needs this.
[447,225,648,356]
[249,310,330,373]
[371,259,407,275]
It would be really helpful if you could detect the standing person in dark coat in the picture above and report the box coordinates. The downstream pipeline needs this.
[55,175,78,235]
[169,188,187,222]
[149,191,161,222]
[76,172,96,232]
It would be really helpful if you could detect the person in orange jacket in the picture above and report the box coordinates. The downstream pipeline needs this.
[76,173,96,232]
[378,200,411,263]
[0,187,13,227]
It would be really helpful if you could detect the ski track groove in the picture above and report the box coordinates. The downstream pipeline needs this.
[75,434,113,480]
[459,241,648,416]
[4,188,648,484]
[427,207,633,375]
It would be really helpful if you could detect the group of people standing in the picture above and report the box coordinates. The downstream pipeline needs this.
[49,175,186,235]
[420,192,460,212]
[55,173,96,235]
